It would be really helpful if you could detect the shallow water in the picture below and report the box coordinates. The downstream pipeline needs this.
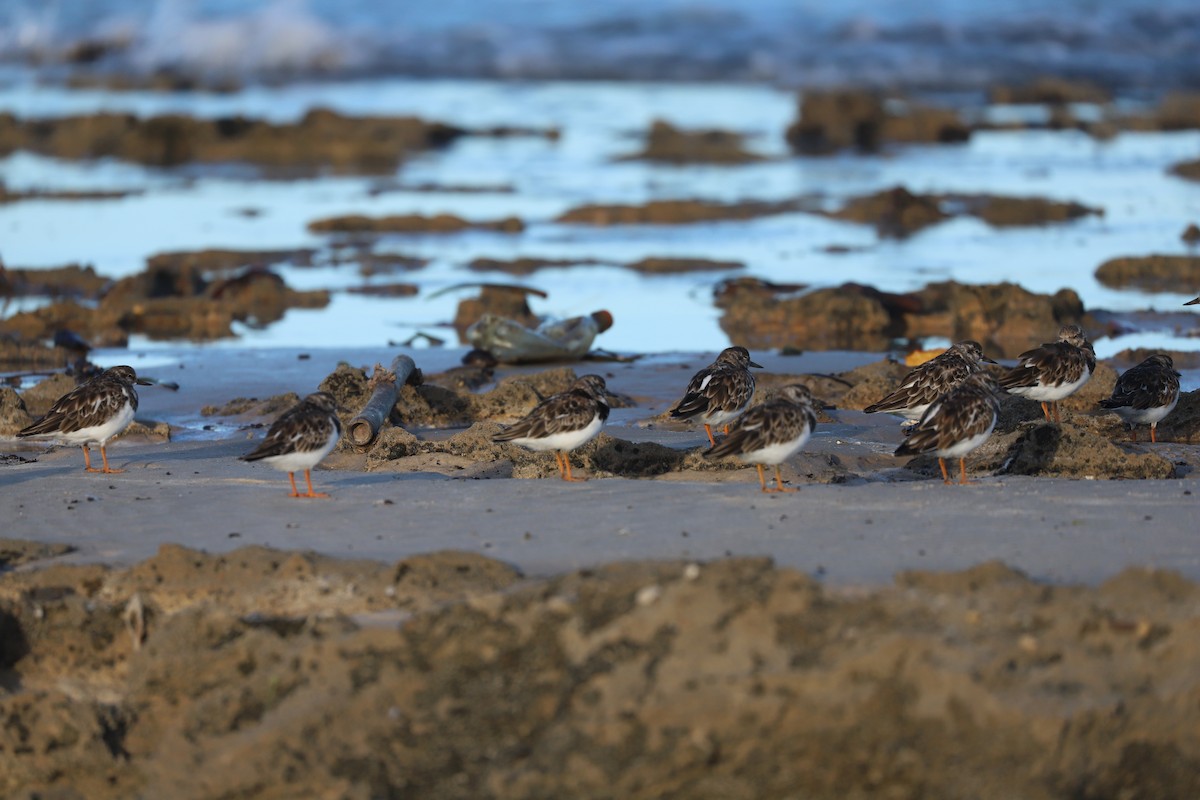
[1,75,1199,378]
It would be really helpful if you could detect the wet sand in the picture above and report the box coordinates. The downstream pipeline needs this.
[3,346,1198,586]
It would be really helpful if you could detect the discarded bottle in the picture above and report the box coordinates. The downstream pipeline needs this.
[465,310,613,363]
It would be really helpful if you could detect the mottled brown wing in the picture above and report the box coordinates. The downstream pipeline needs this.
[242,403,340,460]
[1102,363,1180,411]
[895,383,998,456]
[1000,341,1091,391]
[706,399,815,458]
[864,353,975,413]
[671,364,753,418]
[18,376,136,436]
[493,389,605,441]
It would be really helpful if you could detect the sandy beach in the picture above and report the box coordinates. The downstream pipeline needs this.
[3,344,1200,798]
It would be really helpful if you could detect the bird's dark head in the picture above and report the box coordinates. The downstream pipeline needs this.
[104,365,139,386]
[303,392,339,414]
[952,340,996,364]
[1056,325,1089,348]
[717,346,762,369]
[571,374,608,399]
[776,383,817,406]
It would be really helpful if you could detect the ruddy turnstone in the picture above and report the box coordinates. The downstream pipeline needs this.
[999,324,1096,424]
[895,372,1000,485]
[704,384,819,494]
[240,392,342,498]
[669,346,762,446]
[1099,354,1181,443]
[18,365,146,473]
[492,374,609,481]
[864,340,995,424]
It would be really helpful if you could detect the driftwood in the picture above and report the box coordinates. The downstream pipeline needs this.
[348,355,419,448]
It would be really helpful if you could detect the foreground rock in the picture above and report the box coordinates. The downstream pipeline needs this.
[717,280,1090,358]
[2,546,1198,799]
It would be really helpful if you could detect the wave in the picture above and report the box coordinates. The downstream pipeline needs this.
[2,0,1199,89]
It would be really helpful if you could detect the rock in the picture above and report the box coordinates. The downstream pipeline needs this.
[988,77,1111,105]
[18,373,76,418]
[1095,255,1200,292]
[4,552,1200,799]
[0,387,33,435]
[0,337,73,371]
[620,119,765,164]
[975,423,1176,479]
[308,213,524,235]
[825,186,1101,237]
[717,280,1090,358]
[0,263,110,299]
[556,198,808,226]
[1182,223,1200,244]
[1164,389,1200,444]
[452,286,541,339]
[1169,159,1200,182]
[785,89,970,154]
[0,109,467,175]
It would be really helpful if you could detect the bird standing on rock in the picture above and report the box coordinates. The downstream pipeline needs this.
[492,374,610,482]
[670,346,761,447]
[999,325,1095,424]
[864,340,995,426]
[1099,354,1180,443]
[895,372,1000,486]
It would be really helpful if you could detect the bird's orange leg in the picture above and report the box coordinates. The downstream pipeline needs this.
[1053,403,1062,425]
[959,458,969,485]
[723,424,731,435]
[302,469,329,498]
[703,424,716,447]
[1150,425,1158,444]
[938,457,951,484]
[773,465,799,493]
[1040,402,1051,422]
[552,451,565,479]
[1130,427,1138,443]
[561,452,586,482]
[98,445,124,474]
[287,472,301,497]
[81,445,95,472]
[756,463,769,493]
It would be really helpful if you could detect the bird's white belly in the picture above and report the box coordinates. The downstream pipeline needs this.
[261,433,339,473]
[1011,368,1091,402]
[512,414,604,452]
[700,405,744,427]
[56,402,135,447]
[934,422,995,459]
[1115,395,1178,426]
[740,430,812,466]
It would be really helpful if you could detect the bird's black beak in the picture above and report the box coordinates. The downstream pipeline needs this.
[981,355,998,364]
[136,377,155,386]
[749,360,764,369]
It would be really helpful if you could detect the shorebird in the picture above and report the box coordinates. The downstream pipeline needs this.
[895,372,1000,485]
[864,340,995,425]
[240,392,342,498]
[999,324,1095,424]
[670,346,761,446]
[492,374,609,481]
[1099,354,1181,443]
[704,384,819,493]
[18,365,147,474]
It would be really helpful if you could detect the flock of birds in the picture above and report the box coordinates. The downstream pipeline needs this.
[12,312,1192,496]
